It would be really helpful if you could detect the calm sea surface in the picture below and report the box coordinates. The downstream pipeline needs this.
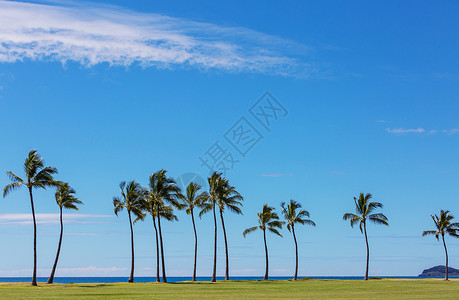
[0,276,454,283]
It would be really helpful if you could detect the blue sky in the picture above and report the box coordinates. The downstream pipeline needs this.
[0,0,459,278]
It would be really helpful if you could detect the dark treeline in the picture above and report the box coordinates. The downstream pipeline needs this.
[3,150,459,285]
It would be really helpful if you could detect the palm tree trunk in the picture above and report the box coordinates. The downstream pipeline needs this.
[47,206,63,284]
[191,210,198,282]
[28,187,38,286]
[157,208,167,283]
[363,222,369,281]
[442,234,449,280]
[220,209,229,280]
[128,210,135,283]
[211,204,217,282]
[152,215,160,282]
[263,229,269,280]
[292,225,298,280]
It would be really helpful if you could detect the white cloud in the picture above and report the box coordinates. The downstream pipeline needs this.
[0,213,112,226]
[385,127,459,136]
[442,129,459,135]
[0,0,316,77]
[385,128,425,134]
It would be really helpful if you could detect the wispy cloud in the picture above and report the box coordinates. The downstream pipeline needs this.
[385,127,459,136]
[260,173,293,177]
[442,129,459,135]
[385,128,425,134]
[0,0,316,77]
[0,213,112,226]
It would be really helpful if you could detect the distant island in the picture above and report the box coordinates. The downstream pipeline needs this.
[419,265,459,277]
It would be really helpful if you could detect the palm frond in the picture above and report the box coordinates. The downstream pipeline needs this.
[268,227,282,237]
[113,197,124,216]
[6,171,24,184]
[3,182,23,198]
[243,226,258,237]
[422,230,437,236]
[268,220,284,229]
[199,203,212,218]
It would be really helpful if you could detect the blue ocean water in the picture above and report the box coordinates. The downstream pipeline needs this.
[0,276,454,283]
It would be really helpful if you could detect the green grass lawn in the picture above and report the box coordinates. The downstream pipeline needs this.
[0,279,457,299]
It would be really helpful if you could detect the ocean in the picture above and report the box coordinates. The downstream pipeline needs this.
[0,276,453,283]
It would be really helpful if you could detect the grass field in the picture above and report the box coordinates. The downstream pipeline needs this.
[0,279,457,299]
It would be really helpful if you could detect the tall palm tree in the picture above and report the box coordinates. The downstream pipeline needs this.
[47,182,83,284]
[422,210,459,280]
[217,178,243,280]
[243,204,284,280]
[142,195,178,282]
[343,193,388,280]
[178,182,208,281]
[281,200,315,280]
[113,181,145,283]
[3,150,58,286]
[147,169,182,283]
[201,172,224,282]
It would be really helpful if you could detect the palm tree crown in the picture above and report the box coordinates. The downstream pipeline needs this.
[423,210,459,239]
[281,200,315,231]
[113,181,145,219]
[217,178,243,214]
[3,150,58,197]
[343,193,388,231]
[243,204,284,237]
[54,182,83,210]
[180,183,208,214]
[147,169,182,208]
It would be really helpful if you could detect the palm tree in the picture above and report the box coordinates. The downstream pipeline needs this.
[281,200,315,280]
[217,178,243,280]
[201,172,224,282]
[3,150,58,286]
[113,181,145,283]
[178,182,208,281]
[146,169,182,283]
[343,193,388,280]
[243,204,284,280]
[142,195,178,282]
[47,182,83,284]
[422,210,459,280]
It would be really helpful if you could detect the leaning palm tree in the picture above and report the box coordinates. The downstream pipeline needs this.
[178,182,208,281]
[217,178,243,280]
[422,210,459,280]
[47,182,83,284]
[343,193,388,280]
[147,169,182,283]
[201,172,224,282]
[281,200,315,280]
[142,195,178,282]
[243,204,284,280]
[3,150,58,286]
[113,181,145,283]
